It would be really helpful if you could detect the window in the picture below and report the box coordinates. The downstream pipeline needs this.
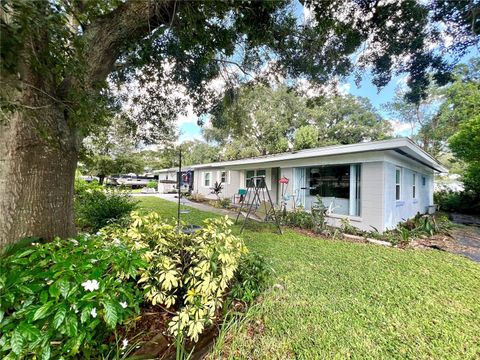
[307,164,361,216]
[220,171,226,183]
[412,173,417,199]
[395,168,402,201]
[422,176,426,186]
[246,169,266,188]
[309,165,350,198]
[204,172,211,187]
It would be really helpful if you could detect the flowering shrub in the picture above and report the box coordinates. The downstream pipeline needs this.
[102,212,246,342]
[0,235,145,359]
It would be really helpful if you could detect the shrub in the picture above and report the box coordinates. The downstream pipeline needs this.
[0,235,145,359]
[281,207,314,229]
[75,186,137,231]
[230,253,272,304]
[311,198,327,233]
[187,192,207,202]
[434,190,480,214]
[210,181,223,199]
[101,213,246,342]
[211,198,231,209]
[146,180,158,189]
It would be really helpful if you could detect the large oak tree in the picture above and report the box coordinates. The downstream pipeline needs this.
[1,0,478,246]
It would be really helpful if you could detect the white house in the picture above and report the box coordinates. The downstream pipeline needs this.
[155,138,447,232]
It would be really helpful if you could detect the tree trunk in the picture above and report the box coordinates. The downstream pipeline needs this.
[0,89,79,247]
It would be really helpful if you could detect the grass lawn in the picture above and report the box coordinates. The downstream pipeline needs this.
[136,197,480,359]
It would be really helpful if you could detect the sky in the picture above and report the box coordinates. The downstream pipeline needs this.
[175,2,479,143]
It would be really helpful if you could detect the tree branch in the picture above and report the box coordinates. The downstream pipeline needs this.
[83,0,177,84]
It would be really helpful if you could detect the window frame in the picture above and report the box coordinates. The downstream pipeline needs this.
[220,171,226,183]
[412,173,417,199]
[204,172,211,187]
[395,167,402,201]
[245,169,266,188]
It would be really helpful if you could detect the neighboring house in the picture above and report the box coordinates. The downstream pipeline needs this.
[154,138,447,232]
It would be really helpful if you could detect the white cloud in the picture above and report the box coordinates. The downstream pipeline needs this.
[388,119,414,135]
[337,82,351,95]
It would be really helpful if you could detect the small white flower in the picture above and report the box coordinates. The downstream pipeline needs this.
[70,239,79,246]
[121,339,128,350]
[90,307,97,318]
[112,238,121,245]
[81,279,99,292]
[96,231,102,236]
[120,301,128,309]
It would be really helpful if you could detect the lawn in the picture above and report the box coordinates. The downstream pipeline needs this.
[137,197,480,359]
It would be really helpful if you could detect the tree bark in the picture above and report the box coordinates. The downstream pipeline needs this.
[0,86,79,246]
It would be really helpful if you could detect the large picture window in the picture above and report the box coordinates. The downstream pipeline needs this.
[306,164,361,216]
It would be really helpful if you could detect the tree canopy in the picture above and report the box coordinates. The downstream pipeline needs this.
[205,84,392,159]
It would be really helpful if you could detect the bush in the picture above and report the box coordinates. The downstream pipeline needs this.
[434,190,480,214]
[280,207,314,229]
[101,213,246,342]
[75,184,138,231]
[210,198,231,209]
[146,180,158,189]
[230,253,272,304]
[187,192,207,202]
[0,235,145,359]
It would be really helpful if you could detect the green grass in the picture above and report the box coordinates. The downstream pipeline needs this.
[137,197,480,359]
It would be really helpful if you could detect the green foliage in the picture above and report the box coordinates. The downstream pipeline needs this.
[309,95,393,145]
[293,125,319,150]
[74,180,138,231]
[280,207,314,230]
[207,86,392,159]
[388,213,452,245]
[146,180,158,189]
[210,181,223,199]
[230,253,272,304]
[217,198,232,209]
[101,213,246,342]
[434,191,480,215]
[0,235,145,359]
[311,197,328,233]
[449,114,480,164]
[449,113,480,197]
[180,140,221,166]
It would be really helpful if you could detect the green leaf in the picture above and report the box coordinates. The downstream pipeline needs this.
[33,301,54,321]
[102,300,118,328]
[65,314,78,337]
[15,284,34,295]
[16,249,35,258]
[48,284,60,298]
[39,343,51,360]
[53,306,66,329]
[10,329,24,355]
[80,304,93,323]
[40,290,49,304]
[18,322,41,341]
[57,279,70,299]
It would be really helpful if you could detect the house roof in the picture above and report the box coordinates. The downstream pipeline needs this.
[154,138,448,173]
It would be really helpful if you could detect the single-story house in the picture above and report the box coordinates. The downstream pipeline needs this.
[154,138,447,232]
